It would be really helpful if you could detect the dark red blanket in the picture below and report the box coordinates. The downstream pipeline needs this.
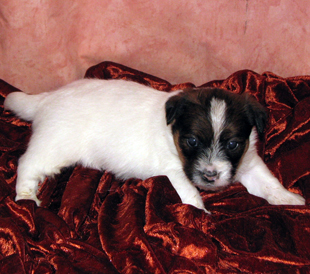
[0,62,309,273]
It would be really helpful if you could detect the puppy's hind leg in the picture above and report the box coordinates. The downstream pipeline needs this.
[15,154,44,206]
[15,146,69,206]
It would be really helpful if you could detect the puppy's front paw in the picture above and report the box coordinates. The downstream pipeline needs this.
[267,189,305,206]
[184,195,211,214]
[194,200,211,214]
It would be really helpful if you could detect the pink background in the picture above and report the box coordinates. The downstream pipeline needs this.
[0,0,309,94]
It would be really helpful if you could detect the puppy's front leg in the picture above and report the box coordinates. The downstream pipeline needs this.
[236,152,305,205]
[167,172,210,213]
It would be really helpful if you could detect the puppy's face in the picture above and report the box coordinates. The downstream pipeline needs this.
[166,87,267,191]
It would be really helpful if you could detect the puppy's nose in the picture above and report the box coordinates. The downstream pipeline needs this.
[205,170,217,177]
[203,170,218,182]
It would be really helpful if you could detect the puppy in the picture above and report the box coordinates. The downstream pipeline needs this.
[4,79,305,212]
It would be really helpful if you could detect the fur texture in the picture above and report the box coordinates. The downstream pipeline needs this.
[4,79,305,212]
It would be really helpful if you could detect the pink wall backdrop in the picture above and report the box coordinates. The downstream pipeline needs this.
[0,0,309,93]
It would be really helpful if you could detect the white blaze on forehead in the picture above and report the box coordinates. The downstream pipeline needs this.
[210,98,226,141]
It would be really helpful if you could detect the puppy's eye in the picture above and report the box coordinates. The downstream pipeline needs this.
[227,140,239,151]
[187,137,198,148]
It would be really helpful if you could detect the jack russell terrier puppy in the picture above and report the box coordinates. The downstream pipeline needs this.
[4,79,305,212]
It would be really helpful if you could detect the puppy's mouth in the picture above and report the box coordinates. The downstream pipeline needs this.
[190,159,233,191]
[192,169,231,191]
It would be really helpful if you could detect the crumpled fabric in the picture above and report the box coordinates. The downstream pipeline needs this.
[0,62,309,273]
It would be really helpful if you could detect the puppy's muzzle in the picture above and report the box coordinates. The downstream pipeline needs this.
[202,170,219,183]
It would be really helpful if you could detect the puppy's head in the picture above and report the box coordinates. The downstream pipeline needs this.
[165,87,267,190]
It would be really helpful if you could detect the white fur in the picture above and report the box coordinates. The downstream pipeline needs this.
[235,130,305,205]
[4,79,305,212]
[210,98,226,141]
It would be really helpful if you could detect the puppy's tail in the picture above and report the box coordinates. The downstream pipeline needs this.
[4,92,47,121]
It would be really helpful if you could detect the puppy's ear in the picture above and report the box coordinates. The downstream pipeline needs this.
[244,94,268,139]
[165,93,185,125]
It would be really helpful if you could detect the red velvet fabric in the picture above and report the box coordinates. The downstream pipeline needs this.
[0,62,310,273]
